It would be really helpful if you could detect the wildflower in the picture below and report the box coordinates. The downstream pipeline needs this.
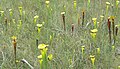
[116,1,119,7]
[34,15,39,19]
[9,9,13,17]
[38,44,48,50]
[90,29,98,39]
[18,6,22,16]
[100,15,104,21]
[34,15,39,24]
[48,54,53,61]
[37,24,42,28]
[38,55,42,59]
[112,45,115,51]
[12,36,17,40]
[97,48,100,54]
[0,11,4,17]
[74,1,77,9]
[90,55,95,66]
[45,1,50,8]
[118,66,120,69]
[81,46,85,55]
[106,2,110,17]
[92,18,97,28]
[106,2,110,5]
[91,29,98,33]
[61,12,65,15]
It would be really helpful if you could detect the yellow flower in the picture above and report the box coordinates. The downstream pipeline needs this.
[34,15,39,19]
[9,9,12,12]
[81,46,85,55]
[38,44,48,50]
[92,18,97,21]
[97,48,100,54]
[92,18,97,28]
[48,54,53,61]
[90,55,95,65]
[36,24,42,28]
[61,12,65,15]
[118,66,120,69]
[106,2,110,5]
[100,15,104,18]
[0,11,4,16]
[45,1,50,4]
[38,55,42,59]
[91,29,98,33]
[112,45,115,50]
[18,6,22,10]
[74,1,77,9]
[12,36,17,40]
[116,1,119,6]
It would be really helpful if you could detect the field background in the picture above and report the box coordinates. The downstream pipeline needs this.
[0,0,120,69]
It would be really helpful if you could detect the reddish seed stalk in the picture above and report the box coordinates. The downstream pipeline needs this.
[62,14,66,31]
[108,18,111,44]
[13,39,17,64]
[112,18,115,44]
[82,11,84,27]
[72,24,74,35]
[115,26,118,36]
[5,17,7,31]
[78,17,80,26]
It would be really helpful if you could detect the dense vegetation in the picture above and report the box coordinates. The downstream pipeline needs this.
[0,0,120,69]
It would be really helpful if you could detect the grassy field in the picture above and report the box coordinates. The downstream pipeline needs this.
[0,0,120,69]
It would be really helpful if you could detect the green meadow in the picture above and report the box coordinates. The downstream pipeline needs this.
[0,0,120,69]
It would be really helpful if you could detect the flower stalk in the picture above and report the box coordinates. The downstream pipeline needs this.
[12,36,17,64]
[82,10,85,27]
[108,17,111,44]
[61,12,66,31]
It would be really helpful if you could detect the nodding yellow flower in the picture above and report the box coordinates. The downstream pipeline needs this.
[34,15,39,23]
[0,11,4,17]
[100,15,104,21]
[38,44,48,50]
[74,1,77,9]
[100,15,104,18]
[38,55,42,59]
[91,29,98,33]
[112,45,115,51]
[118,66,120,69]
[106,2,110,5]
[45,1,50,4]
[16,60,20,63]
[18,6,22,16]
[61,12,65,15]
[45,1,50,8]
[90,29,98,39]
[92,18,97,28]
[48,54,53,61]
[34,15,39,19]
[90,55,95,66]
[81,46,85,55]
[116,1,119,6]
[36,24,42,28]
[9,9,13,16]
[12,36,17,40]
[97,48,100,54]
